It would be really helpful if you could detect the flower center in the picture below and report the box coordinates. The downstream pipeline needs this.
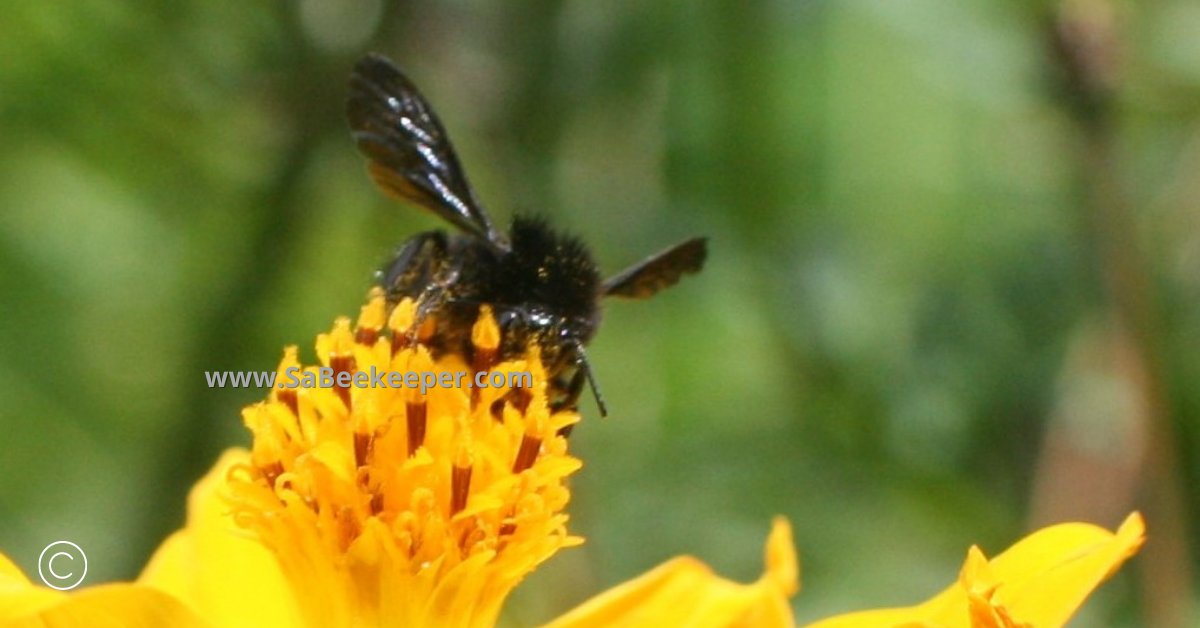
[226,290,583,628]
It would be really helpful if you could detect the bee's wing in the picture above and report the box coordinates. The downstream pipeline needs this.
[602,237,707,299]
[348,54,506,250]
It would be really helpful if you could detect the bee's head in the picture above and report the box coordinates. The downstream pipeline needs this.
[493,303,591,368]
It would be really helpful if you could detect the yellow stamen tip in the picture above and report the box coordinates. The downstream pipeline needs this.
[387,297,416,337]
[355,290,388,345]
[472,305,501,353]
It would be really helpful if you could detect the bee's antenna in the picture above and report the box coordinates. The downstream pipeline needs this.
[574,342,608,418]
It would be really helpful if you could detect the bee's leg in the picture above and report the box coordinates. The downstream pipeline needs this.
[380,232,449,297]
[553,369,587,411]
[553,345,608,436]
[410,284,450,345]
[378,231,451,345]
[553,369,588,437]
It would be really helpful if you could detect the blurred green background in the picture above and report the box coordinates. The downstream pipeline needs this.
[1,1,1197,626]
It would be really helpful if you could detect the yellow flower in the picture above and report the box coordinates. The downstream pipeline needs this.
[220,293,583,628]
[0,290,798,628]
[801,513,1145,628]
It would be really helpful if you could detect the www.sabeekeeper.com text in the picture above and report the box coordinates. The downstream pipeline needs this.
[205,367,532,395]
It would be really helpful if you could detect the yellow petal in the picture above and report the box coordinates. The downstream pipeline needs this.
[801,513,1145,628]
[0,524,211,627]
[538,518,798,628]
[764,517,800,598]
[0,553,33,582]
[1,554,209,628]
[957,512,1145,628]
[138,448,303,628]
[4,583,213,628]
[0,552,67,622]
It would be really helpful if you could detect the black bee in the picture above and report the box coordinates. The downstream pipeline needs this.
[346,53,706,416]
